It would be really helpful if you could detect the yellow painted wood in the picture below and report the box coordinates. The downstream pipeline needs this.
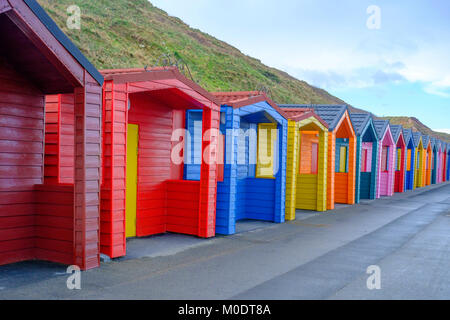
[126,123,138,238]
[414,139,424,188]
[256,123,277,178]
[339,146,347,173]
[285,117,328,219]
[285,120,299,220]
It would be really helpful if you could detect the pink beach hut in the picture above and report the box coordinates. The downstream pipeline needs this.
[373,120,396,198]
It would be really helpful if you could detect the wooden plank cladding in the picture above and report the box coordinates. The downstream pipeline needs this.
[98,68,221,258]
[0,0,103,269]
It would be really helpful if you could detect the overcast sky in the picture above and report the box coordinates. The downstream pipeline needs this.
[151,0,450,132]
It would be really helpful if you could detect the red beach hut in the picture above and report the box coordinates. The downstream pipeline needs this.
[46,68,221,259]
[390,125,406,193]
[101,68,221,258]
[0,0,103,269]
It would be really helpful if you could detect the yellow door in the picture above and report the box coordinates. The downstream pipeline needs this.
[126,124,138,238]
[256,123,277,178]
[339,146,347,173]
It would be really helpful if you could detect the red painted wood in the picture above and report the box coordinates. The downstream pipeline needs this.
[394,133,406,193]
[98,71,220,258]
[0,1,102,270]
[0,56,43,266]
[73,74,102,270]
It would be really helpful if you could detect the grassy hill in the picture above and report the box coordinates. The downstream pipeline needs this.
[37,0,449,142]
[38,0,345,104]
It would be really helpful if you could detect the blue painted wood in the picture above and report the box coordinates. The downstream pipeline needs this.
[352,116,379,203]
[184,110,202,180]
[404,134,416,190]
[431,147,438,184]
[185,100,287,235]
[447,147,450,181]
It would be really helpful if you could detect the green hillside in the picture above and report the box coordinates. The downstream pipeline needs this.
[37,0,346,104]
[37,0,449,142]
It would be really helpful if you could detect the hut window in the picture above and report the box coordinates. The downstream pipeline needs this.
[311,143,318,174]
[338,146,347,173]
[361,148,368,172]
[396,148,402,171]
[407,149,412,171]
[299,132,319,174]
[382,146,389,172]
[256,123,277,178]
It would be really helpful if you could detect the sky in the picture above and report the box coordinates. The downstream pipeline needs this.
[150,0,450,132]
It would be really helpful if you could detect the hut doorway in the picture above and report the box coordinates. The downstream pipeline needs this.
[126,124,139,238]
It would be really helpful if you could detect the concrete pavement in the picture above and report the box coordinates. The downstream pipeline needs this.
[1,182,449,300]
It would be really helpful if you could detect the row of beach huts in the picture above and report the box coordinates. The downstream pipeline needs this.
[0,0,448,270]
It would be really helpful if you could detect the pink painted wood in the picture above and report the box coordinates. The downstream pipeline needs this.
[376,125,395,198]
[362,142,373,172]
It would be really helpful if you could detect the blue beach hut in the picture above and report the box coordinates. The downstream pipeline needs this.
[349,113,379,202]
[403,128,416,190]
[185,92,288,235]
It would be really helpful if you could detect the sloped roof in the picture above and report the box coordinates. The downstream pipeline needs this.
[373,119,390,140]
[101,67,220,108]
[435,139,441,150]
[281,108,329,128]
[403,128,412,146]
[422,134,430,148]
[430,137,436,150]
[412,132,422,148]
[23,0,103,85]
[390,124,403,143]
[212,91,260,104]
[278,104,347,130]
[349,113,371,136]
[213,91,288,119]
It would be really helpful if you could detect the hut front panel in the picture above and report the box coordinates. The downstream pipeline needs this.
[296,174,317,210]
[166,180,200,235]
[360,172,372,199]
[44,94,75,184]
[216,107,236,234]
[285,120,298,220]
[101,81,127,258]
[446,150,450,181]
[326,132,336,209]
[0,58,44,265]
[245,178,276,221]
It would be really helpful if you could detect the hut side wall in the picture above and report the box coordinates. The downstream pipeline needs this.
[0,57,44,266]
[44,94,75,184]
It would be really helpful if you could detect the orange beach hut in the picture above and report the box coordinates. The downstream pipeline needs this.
[279,105,356,210]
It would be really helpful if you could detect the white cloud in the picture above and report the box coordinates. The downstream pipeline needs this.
[434,129,450,134]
